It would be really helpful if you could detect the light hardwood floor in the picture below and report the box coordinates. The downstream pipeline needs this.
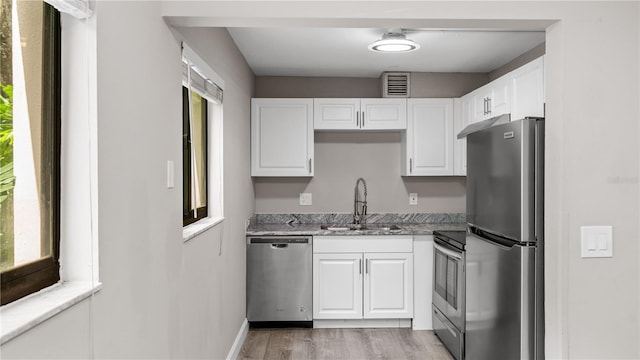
[238,328,454,360]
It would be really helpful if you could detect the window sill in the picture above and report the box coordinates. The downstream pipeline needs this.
[183,216,224,242]
[0,281,101,345]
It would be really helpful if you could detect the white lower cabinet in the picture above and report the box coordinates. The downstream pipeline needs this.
[313,253,363,319]
[313,236,413,321]
[363,253,414,319]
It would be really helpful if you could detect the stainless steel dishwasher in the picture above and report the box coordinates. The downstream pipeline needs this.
[246,236,312,326]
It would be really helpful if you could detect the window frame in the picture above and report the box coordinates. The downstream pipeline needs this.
[182,86,209,227]
[0,3,61,306]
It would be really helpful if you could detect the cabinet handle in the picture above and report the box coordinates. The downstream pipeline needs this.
[308,159,312,174]
[410,158,413,174]
[356,111,360,127]
[359,259,362,275]
[362,112,365,128]
[366,259,369,274]
[483,98,488,115]
[487,97,492,115]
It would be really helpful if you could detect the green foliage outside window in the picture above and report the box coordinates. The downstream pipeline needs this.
[0,82,13,270]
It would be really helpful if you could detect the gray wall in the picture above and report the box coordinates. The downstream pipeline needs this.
[254,72,485,214]
[489,43,546,81]
[255,76,380,98]
[255,131,466,213]
[410,72,488,98]
[255,72,489,99]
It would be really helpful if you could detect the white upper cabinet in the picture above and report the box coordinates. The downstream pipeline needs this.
[402,99,454,176]
[251,98,314,177]
[464,56,544,125]
[453,98,469,176]
[313,98,360,130]
[456,56,545,176]
[360,99,407,130]
[510,56,545,120]
[471,75,511,122]
[314,98,407,130]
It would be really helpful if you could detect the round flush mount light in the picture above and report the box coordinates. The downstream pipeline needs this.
[368,31,420,53]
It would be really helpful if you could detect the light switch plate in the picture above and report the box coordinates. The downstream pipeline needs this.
[299,193,312,206]
[581,226,613,258]
[409,193,418,205]
[167,160,174,189]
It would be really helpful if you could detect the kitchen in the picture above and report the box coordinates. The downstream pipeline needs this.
[242,26,543,358]
[0,1,637,360]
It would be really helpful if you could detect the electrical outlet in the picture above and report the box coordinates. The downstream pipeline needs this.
[299,193,312,206]
[409,193,418,205]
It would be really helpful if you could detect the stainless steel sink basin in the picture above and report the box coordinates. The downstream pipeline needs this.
[320,224,401,231]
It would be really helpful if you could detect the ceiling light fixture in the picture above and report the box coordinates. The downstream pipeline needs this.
[368,30,420,53]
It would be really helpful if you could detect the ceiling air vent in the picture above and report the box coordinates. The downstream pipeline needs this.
[381,72,410,98]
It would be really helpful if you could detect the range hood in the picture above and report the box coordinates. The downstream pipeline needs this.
[457,113,511,139]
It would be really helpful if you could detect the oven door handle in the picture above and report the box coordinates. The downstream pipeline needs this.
[434,242,463,260]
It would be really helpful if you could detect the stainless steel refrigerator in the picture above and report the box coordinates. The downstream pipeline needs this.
[464,118,544,360]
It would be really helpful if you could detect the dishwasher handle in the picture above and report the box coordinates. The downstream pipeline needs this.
[248,237,310,244]
[271,243,288,249]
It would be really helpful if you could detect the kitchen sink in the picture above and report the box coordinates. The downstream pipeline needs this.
[320,224,401,231]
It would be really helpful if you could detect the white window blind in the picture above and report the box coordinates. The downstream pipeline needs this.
[44,0,92,19]
[181,62,223,104]
[182,43,224,104]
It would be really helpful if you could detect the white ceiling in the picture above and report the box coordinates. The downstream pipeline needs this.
[227,28,545,78]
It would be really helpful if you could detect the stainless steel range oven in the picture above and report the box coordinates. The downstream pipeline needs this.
[432,230,466,360]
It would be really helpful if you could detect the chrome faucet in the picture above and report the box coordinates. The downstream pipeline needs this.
[353,178,368,225]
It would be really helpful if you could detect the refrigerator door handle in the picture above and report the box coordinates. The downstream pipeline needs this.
[470,226,520,248]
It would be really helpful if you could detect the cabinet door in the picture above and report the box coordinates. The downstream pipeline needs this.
[364,253,414,319]
[314,98,360,130]
[360,99,407,130]
[472,86,493,122]
[471,78,511,122]
[251,99,314,176]
[313,253,363,319]
[510,56,544,120]
[489,75,511,117]
[454,97,471,176]
[404,99,454,176]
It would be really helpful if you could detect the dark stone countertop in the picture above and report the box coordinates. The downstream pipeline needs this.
[245,222,466,237]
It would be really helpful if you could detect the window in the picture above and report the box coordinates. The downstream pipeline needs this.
[183,87,208,226]
[0,1,61,305]
[181,44,224,230]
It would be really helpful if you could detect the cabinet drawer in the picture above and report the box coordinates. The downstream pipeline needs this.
[314,235,413,253]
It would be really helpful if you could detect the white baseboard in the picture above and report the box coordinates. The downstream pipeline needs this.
[314,319,412,329]
[226,318,249,360]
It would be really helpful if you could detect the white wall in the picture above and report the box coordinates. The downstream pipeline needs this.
[1,1,254,359]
